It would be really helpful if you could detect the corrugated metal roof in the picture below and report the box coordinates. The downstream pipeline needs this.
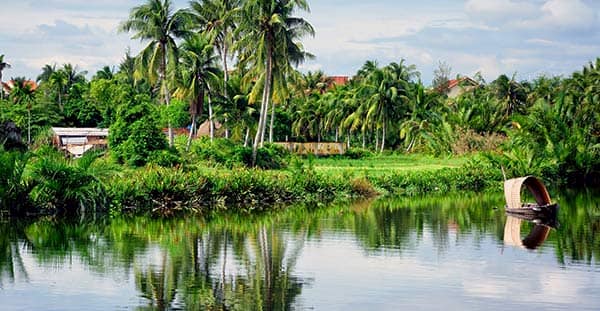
[52,127,109,137]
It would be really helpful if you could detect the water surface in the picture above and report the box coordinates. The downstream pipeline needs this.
[1,190,599,310]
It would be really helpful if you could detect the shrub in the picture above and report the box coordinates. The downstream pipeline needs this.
[28,148,109,214]
[0,148,32,214]
[350,177,379,197]
[109,96,168,167]
[190,138,289,169]
[147,148,181,167]
[344,148,373,159]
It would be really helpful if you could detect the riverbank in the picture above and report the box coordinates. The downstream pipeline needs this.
[1,146,505,217]
[107,155,503,215]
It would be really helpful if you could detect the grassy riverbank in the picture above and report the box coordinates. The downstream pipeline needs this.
[1,143,505,217]
[107,152,502,215]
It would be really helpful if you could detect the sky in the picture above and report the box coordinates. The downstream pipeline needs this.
[1,0,600,85]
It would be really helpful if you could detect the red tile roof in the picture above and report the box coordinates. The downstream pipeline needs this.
[2,80,38,93]
[446,77,478,90]
[329,76,349,86]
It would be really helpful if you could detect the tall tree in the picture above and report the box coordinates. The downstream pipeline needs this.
[190,0,241,139]
[236,0,314,165]
[36,64,56,84]
[360,60,417,152]
[9,77,36,144]
[120,0,191,146]
[174,33,220,150]
[94,66,115,80]
[0,55,11,100]
[432,60,451,91]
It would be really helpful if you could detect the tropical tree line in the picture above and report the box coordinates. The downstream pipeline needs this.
[0,0,599,181]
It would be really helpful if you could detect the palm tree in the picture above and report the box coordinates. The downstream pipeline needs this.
[360,60,417,152]
[174,33,221,150]
[120,0,191,147]
[224,72,256,146]
[0,55,11,100]
[492,74,527,116]
[9,77,36,144]
[36,64,56,84]
[94,66,115,80]
[236,0,314,165]
[399,82,443,152]
[48,70,67,110]
[190,0,241,139]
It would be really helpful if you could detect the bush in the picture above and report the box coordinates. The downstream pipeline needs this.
[109,97,169,166]
[28,148,108,214]
[148,148,181,167]
[0,148,32,214]
[190,138,289,169]
[254,144,289,169]
[344,148,373,159]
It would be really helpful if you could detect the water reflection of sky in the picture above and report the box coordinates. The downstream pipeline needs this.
[0,192,598,310]
[295,227,599,310]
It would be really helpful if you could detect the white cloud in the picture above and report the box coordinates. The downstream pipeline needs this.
[539,0,597,28]
[465,0,538,21]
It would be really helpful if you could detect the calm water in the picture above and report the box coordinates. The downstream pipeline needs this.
[1,190,599,310]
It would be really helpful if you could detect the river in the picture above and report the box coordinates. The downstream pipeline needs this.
[0,190,598,310]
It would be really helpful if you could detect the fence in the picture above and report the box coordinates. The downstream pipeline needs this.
[274,142,346,156]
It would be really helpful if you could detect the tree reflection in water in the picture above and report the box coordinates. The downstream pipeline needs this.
[0,190,598,309]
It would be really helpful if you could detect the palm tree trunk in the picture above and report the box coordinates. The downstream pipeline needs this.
[347,133,350,149]
[362,131,366,148]
[269,99,275,143]
[244,127,250,147]
[58,92,63,111]
[335,127,339,142]
[186,114,196,151]
[160,42,174,147]
[252,45,273,165]
[381,120,386,153]
[27,109,31,145]
[375,130,379,151]
[209,98,214,142]
[222,44,230,139]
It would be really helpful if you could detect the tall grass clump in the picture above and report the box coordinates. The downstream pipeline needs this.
[370,158,503,196]
[0,148,32,215]
[189,138,289,169]
[28,147,112,215]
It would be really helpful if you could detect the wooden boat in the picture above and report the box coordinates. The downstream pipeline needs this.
[504,176,558,217]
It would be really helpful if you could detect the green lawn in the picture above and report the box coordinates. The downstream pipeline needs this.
[309,154,472,177]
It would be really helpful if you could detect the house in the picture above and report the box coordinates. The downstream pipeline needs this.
[165,120,223,138]
[197,120,222,136]
[444,77,479,98]
[51,127,108,157]
[328,76,349,89]
[1,79,37,94]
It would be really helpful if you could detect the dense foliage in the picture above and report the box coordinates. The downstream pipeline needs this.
[0,0,599,216]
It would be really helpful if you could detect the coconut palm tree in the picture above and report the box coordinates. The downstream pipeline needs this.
[94,66,115,80]
[36,64,56,84]
[0,55,11,100]
[190,0,241,139]
[9,77,36,144]
[236,0,314,165]
[174,33,221,150]
[399,82,443,152]
[360,60,417,152]
[120,0,192,147]
[492,74,527,116]
[223,72,256,146]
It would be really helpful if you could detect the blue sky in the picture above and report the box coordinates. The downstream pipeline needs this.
[1,0,600,84]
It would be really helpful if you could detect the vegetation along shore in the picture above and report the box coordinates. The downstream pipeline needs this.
[1,0,599,217]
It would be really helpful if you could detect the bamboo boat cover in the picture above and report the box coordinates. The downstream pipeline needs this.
[504,176,552,210]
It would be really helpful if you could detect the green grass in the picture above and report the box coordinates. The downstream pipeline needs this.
[310,154,472,177]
